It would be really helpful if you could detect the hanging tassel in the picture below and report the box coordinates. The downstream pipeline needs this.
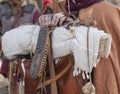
[82,26,95,94]
[82,82,95,94]
[19,79,25,94]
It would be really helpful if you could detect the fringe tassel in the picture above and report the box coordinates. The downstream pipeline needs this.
[19,80,25,94]
[82,82,95,94]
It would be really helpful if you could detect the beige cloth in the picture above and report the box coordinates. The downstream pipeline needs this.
[79,1,120,94]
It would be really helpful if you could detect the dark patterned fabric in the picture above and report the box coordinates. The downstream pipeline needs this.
[30,25,49,78]
[65,0,102,12]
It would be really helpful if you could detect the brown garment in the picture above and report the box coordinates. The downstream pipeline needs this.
[79,1,120,94]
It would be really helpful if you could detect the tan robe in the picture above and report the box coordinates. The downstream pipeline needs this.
[79,1,120,94]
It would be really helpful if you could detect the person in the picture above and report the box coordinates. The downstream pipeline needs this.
[64,0,120,94]
[0,0,41,94]
[0,0,41,35]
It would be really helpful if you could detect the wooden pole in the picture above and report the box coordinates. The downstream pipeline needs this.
[48,33,58,94]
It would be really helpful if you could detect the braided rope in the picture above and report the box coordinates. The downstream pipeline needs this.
[30,25,49,78]
[37,44,49,77]
[37,27,56,78]
[30,25,55,78]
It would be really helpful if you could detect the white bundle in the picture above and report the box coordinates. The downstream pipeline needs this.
[2,25,40,59]
[2,25,112,77]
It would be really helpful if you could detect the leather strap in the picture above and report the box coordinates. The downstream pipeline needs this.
[48,33,58,94]
[36,56,72,90]
[87,27,92,82]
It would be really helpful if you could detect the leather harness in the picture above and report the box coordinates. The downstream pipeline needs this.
[36,55,73,90]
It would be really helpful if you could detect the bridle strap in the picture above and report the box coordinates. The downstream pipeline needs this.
[36,56,73,90]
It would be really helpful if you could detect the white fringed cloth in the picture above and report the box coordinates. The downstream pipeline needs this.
[52,26,112,77]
